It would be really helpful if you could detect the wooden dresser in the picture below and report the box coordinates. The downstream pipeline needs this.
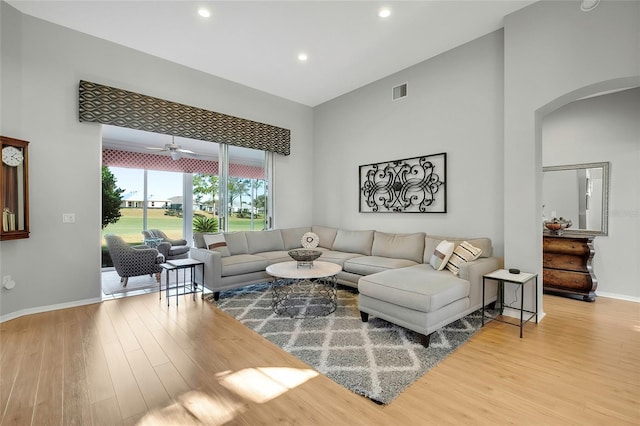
[542,234,597,302]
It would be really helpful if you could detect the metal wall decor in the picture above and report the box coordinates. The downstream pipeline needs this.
[79,80,291,155]
[359,153,446,213]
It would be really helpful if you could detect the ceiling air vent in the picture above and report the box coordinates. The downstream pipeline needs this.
[392,83,408,101]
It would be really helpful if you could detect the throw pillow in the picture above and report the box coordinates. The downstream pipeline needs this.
[445,241,483,276]
[429,240,455,271]
[203,233,231,257]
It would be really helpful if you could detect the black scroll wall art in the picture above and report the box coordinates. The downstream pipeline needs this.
[359,153,447,213]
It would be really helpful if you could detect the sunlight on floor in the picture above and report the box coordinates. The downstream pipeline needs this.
[137,391,245,426]
[217,367,319,403]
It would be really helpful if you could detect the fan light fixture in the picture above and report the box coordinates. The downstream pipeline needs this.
[170,151,181,160]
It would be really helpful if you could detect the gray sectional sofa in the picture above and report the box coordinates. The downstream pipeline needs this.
[191,226,502,346]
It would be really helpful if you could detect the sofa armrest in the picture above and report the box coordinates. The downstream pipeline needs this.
[190,247,222,291]
[459,256,504,308]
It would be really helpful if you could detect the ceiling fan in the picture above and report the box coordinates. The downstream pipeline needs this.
[145,138,196,160]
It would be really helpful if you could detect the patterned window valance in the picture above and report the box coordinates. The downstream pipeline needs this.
[79,80,290,155]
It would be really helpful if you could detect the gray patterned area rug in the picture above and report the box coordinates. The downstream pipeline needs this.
[212,283,483,404]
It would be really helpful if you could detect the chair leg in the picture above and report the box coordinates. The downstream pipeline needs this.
[155,272,161,283]
[360,311,369,322]
[122,276,128,287]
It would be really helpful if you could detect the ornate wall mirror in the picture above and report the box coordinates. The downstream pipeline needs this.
[542,162,610,235]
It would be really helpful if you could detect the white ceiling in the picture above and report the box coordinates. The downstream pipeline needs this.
[8,0,537,107]
[9,0,537,155]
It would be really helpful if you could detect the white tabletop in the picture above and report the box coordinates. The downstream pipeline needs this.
[484,268,537,284]
[266,261,341,279]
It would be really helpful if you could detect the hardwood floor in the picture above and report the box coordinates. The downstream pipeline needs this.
[1,292,638,425]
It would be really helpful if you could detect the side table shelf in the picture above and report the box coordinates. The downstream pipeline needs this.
[482,269,538,338]
[160,258,205,306]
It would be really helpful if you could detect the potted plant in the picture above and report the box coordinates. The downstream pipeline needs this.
[193,215,218,233]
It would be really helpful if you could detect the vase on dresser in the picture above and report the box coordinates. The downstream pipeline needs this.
[542,234,597,302]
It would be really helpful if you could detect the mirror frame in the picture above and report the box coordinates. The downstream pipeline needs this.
[542,161,610,236]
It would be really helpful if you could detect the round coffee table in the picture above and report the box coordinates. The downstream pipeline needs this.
[266,261,342,318]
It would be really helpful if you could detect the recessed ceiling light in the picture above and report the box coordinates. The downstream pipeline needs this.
[378,8,391,18]
[298,53,308,62]
[198,8,211,18]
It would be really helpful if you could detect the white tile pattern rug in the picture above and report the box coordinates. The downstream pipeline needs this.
[212,283,483,404]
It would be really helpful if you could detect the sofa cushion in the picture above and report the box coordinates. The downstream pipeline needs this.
[318,250,363,267]
[221,254,269,277]
[358,264,470,313]
[372,231,425,263]
[332,229,374,255]
[202,233,231,257]
[424,236,493,263]
[429,240,455,271]
[344,256,418,276]
[254,251,291,264]
[312,226,338,249]
[281,227,311,250]
[245,230,284,253]
[446,241,483,276]
[224,232,249,255]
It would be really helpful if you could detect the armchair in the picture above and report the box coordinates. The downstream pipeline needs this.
[142,229,190,261]
[105,234,165,287]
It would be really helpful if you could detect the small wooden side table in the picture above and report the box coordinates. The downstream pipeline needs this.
[482,269,538,338]
[160,258,205,306]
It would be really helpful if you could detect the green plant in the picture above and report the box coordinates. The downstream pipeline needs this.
[193,215,218,233]
[101,166,125,229]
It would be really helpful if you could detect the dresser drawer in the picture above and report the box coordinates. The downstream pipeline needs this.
[543,269,593,291]
[543,253,588,273]
[543,237,591,256]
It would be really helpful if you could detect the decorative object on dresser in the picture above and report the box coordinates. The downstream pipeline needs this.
[543,234,597,302]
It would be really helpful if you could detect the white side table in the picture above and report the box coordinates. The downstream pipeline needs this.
[481,269,538,338]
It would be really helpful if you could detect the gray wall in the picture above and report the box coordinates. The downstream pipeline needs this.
[503,0,640,313]
[0,3,314,320]
[542,88,640,299]
[313,31,505,255]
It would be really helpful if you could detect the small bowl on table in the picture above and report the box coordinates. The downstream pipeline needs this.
[288,249,322,267]
[544,217,572,235]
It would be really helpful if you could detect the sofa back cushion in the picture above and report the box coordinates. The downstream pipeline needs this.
[224,232,249,255]
[281,227,311,250]
[245,230,285,253]
[424,235,493,263]
[332,229,375,255]
[312,226,338,249]
[372,231,426,263]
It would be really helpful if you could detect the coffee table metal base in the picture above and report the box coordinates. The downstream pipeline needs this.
[271,276,337,318]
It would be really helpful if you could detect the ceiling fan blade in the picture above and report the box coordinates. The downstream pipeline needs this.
[177,148,195,154]
[145,146,166,151]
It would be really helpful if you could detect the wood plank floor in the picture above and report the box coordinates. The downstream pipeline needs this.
[1,292,638,425]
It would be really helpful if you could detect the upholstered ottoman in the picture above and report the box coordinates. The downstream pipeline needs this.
[358,264,471,347]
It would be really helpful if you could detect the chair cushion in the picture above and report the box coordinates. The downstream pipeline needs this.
[372,231,425,263]
[312,226,338,249]
[224,232,249,255]
[281,227,312,250]
[245,230,284,253]
[317,250,363,266]
[358,264,470,313]
[168,245,190,257]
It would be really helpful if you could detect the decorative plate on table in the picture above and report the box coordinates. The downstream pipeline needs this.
[301,232,319,248]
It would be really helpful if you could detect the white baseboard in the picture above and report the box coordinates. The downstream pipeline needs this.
[596,292,640,303]
[501,306,546,322]
[0,297,102,323]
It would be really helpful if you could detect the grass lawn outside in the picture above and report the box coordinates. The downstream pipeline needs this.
[102,208,265,244]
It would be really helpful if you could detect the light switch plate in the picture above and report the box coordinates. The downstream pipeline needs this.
[62,213,75,223]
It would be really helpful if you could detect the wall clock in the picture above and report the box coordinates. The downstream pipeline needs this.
[1,136,30,240]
